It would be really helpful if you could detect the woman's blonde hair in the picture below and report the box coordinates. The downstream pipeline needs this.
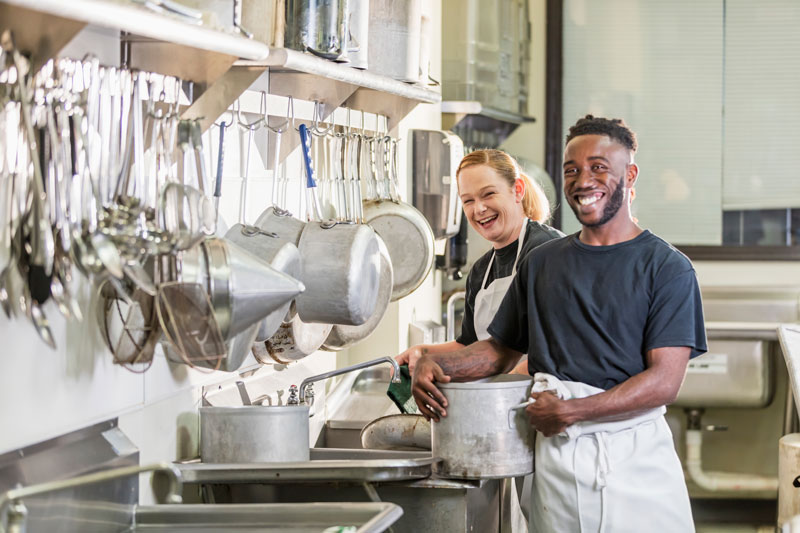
[456,149,551,223]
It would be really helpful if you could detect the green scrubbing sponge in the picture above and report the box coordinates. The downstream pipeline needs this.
[387,364,418,414]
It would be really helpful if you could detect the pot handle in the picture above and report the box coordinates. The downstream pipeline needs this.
[299,124,324,221]
[508,398,534,430]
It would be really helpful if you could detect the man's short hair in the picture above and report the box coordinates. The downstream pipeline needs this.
[566,115,638,152]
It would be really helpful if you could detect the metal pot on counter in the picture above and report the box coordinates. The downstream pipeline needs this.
[432,374,534,479]
[200,404,311,463]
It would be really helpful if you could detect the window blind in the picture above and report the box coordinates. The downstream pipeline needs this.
[562,0,724,244]
[722,0,800,210]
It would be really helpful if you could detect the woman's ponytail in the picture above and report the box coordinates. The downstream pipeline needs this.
[518,171,550,223]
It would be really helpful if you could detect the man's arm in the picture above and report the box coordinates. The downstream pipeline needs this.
[412,339,522,421]
[525,346,690,436]
[395,341,466,373]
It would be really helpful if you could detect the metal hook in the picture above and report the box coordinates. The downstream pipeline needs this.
[311,101,335,136]
[214,103,234,129]
[236,97,263,130]
[264,93,288,133]
[259,90,267,118]
[286,95,297,133]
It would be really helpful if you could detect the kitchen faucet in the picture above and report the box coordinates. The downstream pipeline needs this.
[0,463,182,533]
[298,356,401,405]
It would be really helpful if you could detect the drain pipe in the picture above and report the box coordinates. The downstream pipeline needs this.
[685,409,778,493]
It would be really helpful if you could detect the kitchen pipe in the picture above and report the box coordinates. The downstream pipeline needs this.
[446,290,466,341]
[298,356,400,405]
[685,409,778,493]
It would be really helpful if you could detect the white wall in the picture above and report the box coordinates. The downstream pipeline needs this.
[0,0,443,505]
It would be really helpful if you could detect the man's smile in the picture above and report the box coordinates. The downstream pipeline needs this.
[577,192,604,206]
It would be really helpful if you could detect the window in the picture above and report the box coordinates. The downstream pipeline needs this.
[560,0,800,257]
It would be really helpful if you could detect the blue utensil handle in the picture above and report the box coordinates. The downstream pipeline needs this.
[215,122,226,198]
[299,124,317,188]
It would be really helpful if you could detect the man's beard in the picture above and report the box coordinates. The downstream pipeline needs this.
[570,178,625,228]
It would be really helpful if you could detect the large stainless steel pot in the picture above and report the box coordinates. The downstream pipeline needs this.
[294,219,380,325]
[432,375,534,479]
[200,405,310,463]
[294,124,381,326]
[322,233,391,350]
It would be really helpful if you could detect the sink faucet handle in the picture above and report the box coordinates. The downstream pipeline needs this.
[305,383,315,407]
[287,385,299,405]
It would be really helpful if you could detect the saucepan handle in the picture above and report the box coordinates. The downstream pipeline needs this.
[508,398,534,430]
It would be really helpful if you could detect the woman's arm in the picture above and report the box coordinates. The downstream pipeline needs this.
[509,359,530,375]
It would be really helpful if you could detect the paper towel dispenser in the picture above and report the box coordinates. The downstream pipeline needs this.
[411,129,465,239]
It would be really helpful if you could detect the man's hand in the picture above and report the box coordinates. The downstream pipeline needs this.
[524,391,576,437]
[395,345,425,373]
[411,356,451,421]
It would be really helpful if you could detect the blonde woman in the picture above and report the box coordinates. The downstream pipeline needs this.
[397,149,563,372]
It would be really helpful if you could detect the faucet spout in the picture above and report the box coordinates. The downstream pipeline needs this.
[299,356,401,404]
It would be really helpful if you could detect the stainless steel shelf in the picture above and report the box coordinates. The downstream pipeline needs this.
[441,100,535,125]
[0,0,270,81]
[236,48,441,106]
[186,47,441,133]
[441,100,535,149]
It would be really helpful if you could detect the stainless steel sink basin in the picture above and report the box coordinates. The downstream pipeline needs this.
[316,367,400,449]
[127,502,402,532]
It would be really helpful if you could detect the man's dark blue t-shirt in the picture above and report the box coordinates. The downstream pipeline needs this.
[488,230,707,390]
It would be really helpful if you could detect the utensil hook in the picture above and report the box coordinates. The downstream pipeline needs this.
[311,101,334,136]
[235,97,262,131]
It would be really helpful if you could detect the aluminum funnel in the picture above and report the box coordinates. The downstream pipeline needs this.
[204,237,305,340]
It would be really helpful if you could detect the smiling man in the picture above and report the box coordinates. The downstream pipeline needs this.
[411,115,707,532]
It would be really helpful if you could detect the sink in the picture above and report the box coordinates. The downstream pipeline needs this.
[127,502,402,532]
[177,449,501,533]
[316,367,400,449]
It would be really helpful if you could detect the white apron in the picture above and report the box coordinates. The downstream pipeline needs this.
[473,221,527,340]
[473,221,529,533]
[530,375,695,533]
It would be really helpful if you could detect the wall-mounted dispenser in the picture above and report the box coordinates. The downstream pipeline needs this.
[411,129,465,240]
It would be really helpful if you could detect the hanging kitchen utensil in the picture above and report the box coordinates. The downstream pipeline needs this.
[160,119,215,252]
[224,224,302,342]
[252,124,331,364]
[293,123,381,326]
[205,236,305,341]
[323,128,393,350]
[7,35,57,348]
[161,234,304,371]
[363,128,435,301]
[97,269,160,370]
[157,280,227,370]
